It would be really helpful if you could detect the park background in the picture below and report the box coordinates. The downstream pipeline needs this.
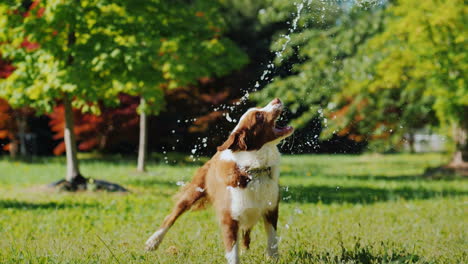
[0,0,467,263]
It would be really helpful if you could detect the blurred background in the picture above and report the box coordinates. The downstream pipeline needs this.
[0,1,466,263]
[0,0,465,164]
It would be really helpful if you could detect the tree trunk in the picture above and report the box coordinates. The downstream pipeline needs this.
[137,97,148,172]
[408,131,415,153]
[17,115,27,156]
[63,95,83,183]
[50,99,127,191]
[424,124,468,177]
[9,139,18,158]
[449,124,468,167]
[48,19,126,192]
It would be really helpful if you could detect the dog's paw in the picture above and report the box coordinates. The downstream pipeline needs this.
[144,238,161,251]
[145,228,167,251]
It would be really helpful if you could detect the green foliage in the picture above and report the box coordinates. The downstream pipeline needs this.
[0,0,248,114]
[254,0,466,152]
[252,3,382,129]
[358,0,467,133]
[328,0,466,151]
[0,154,466,263]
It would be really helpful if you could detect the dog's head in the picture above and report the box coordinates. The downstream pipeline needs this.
[218,98,294,152]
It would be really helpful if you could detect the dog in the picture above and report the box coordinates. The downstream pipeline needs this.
[145,98,294,264]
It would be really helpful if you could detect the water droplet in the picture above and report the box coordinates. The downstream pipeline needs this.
[294,208,303,214]
[176,181,186,186]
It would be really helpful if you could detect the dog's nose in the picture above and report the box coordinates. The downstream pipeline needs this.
[272,98,281,105]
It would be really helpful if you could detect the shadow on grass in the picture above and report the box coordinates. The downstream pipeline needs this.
[282,184,468,204]
[124,177,467,205]
[126,178,180,189]
[124,173,466,204]
[0,156,136,167]
[1,153,206,167]
[325,174,464,182]
[0,199,99,210]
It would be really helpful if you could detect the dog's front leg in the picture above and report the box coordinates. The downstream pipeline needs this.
[145,226,168,251]
[221,211,239,264]
[146,185,204,251]
[264,207,279,259]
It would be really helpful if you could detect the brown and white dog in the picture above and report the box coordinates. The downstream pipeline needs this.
[145,98,294,264]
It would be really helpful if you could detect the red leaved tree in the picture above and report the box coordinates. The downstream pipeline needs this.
[0,1,40,158]
[49,94,140,155]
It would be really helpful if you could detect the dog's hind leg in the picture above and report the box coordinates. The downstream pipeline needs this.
[264,206,279,258]
[145,174,206,251]
[242,229,251,250]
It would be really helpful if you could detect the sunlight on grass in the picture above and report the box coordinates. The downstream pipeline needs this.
[0,153,466,263]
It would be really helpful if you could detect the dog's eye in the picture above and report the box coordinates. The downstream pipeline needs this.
[255,112,263,122]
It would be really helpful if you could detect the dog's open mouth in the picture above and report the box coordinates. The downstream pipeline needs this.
[274,123,293,136]
[273,111,293,136]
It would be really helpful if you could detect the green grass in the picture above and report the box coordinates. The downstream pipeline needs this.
[0,153,466,263]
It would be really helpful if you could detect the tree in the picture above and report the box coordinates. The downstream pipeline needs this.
[323,17,438,153]
[0,58,17,157]
[252,3,384,131]
[0,1,123,189]
[0,98,16,156]
[0,0,247,182]
[252,0,342,121]
[102,0,248,172]
[252,1,445,154]
[323,84,437,152]
[338,0,467,168]
[0,57,38,158]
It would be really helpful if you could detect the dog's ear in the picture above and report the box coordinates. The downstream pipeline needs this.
[217,130,247,151]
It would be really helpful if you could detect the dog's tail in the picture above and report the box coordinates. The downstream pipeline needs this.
[173,162,209,211]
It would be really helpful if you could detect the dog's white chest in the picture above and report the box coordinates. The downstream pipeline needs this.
[228,167,279,229]
[220,144,282,229]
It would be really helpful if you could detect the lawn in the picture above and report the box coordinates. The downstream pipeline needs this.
[0,153,466,263]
